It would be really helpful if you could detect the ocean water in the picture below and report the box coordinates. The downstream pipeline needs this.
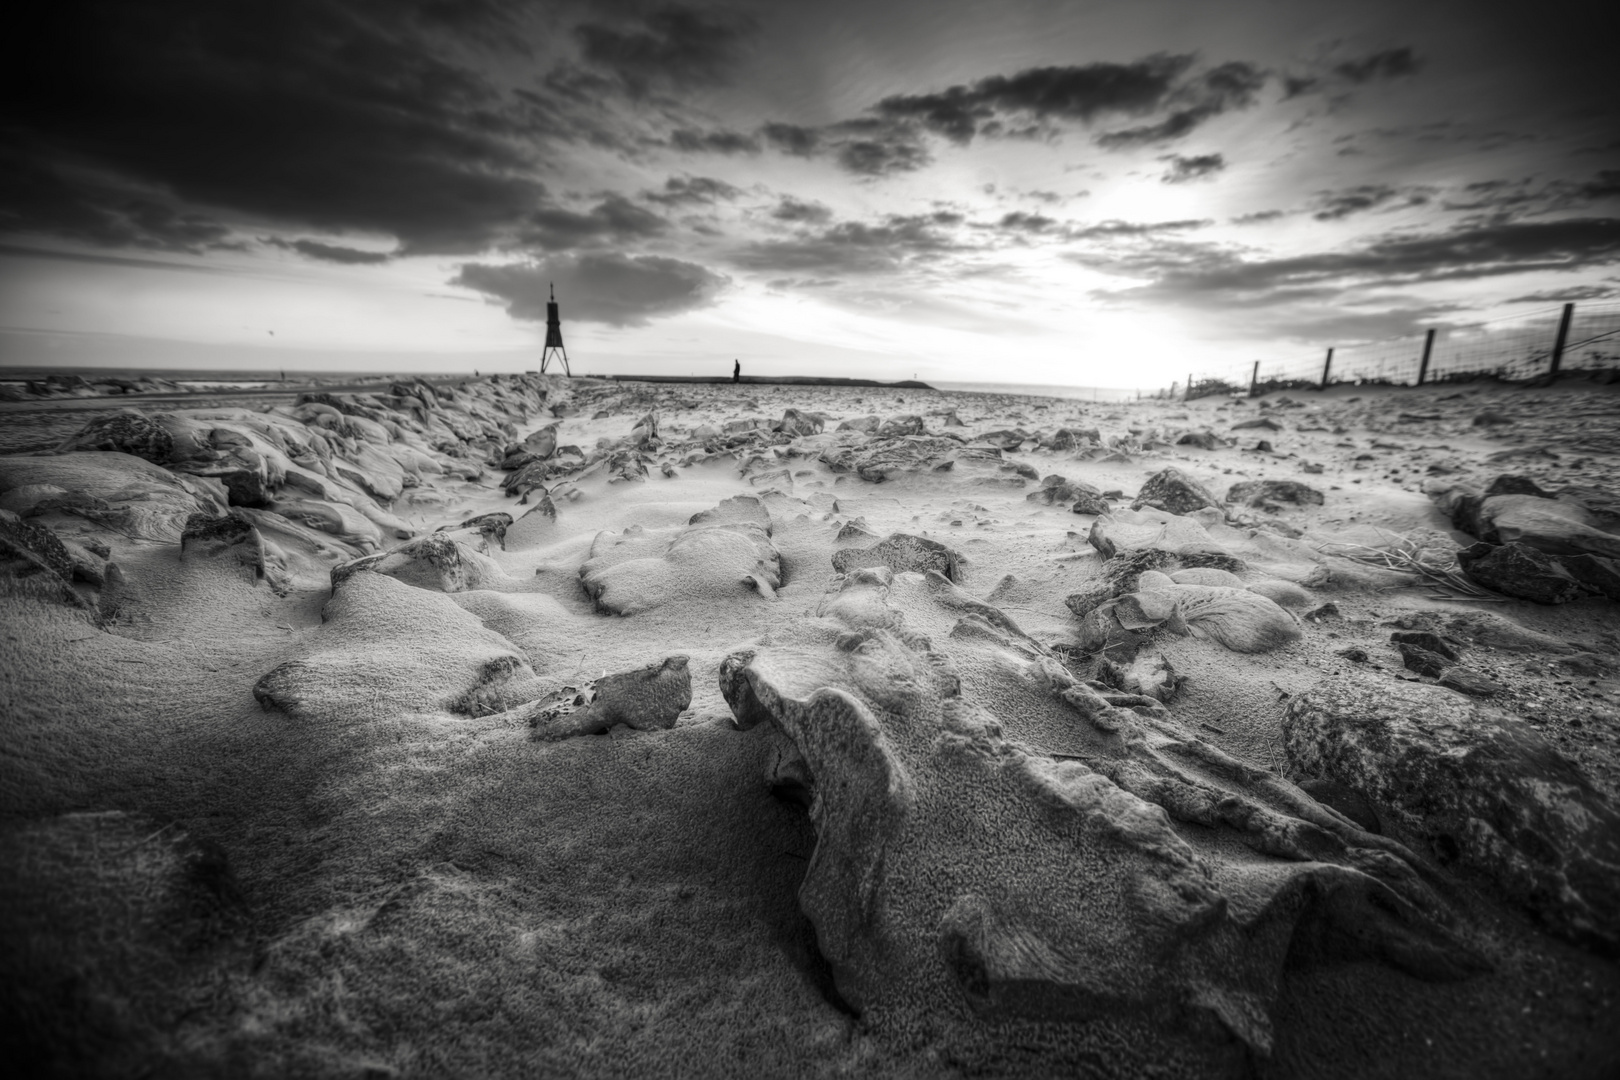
[931,380,1146,403]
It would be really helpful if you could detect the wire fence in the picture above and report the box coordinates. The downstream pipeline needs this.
[1174,299,1620,400]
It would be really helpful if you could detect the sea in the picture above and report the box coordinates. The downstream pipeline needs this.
[931,380,1147,403]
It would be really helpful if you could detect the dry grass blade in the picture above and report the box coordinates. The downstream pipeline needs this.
[1315,530,1508,602]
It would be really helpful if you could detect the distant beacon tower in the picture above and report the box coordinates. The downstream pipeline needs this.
[540,282,571,376]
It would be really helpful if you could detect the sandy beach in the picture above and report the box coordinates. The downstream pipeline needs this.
[3,373,1619,1078]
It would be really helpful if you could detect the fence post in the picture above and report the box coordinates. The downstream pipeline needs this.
[1321,347,1334,390]
[1416,329,1436,386]
[1249,360,1260,397]
[1186,372,1193,401]
[1548,302,1575,376]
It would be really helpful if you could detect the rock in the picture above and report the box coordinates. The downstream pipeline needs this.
[776,409,824,437]
[437,511,513,551]
[835,517,879,541]
[1304,602,1340,622]
[1040,426,1098,450]
[1438,668,1503,697]
[580,515,781,614]
[1231,417,1283,431]
[522,423,559,458]
[1389,630,1461,661]
[1024,475,1102,506]
[1477,494,1620,560]
[0,508,93,610]
[1069,491,1111,515]
[973,429,1029,450]
[1485,474,1552,499]
[1336,647,1370,663]
[1246,579,1312,608]
[1170,567,1244,588]
[629,413,659,448]
[1176,431,1220,450]
[688,493,772,534]
[524,656,692,741]
[877,414,925,438]
[1472,411,1513,426]
[1396,642,1451,678]
[1226,480,1324,508]
[1297,778,1381,834]
[1131,467,1222,515]
[1456,541,1587,604]
[715,582,1482,1064]
[830,532,963,582]
[331,534,505,594]
[1564,553,1620,599]
[1111,571,1302,653]
[1285,673,1620,953]
[836,415,881,433]
[55,409,175,462]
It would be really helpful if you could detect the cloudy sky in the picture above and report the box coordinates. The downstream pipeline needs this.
[2,0,1616,387]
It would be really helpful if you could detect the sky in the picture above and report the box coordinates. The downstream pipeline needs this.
[1,0,1617,388]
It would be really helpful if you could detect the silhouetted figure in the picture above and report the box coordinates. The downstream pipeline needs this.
[733,359,740,383]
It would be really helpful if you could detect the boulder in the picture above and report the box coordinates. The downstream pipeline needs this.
[1176,431,1220,450]
[1284,673,1620,953]
[835,415,881,433]
[331,534,505,594]
[1131,467,1222,515]
[521,656,692,740]
[877,414,926,438]
[1226,480,1324,508]
[831,533,963,583]
[1024,475,1102,506]
[1456,542,1587,604]
[1039,426,1099,450]
[714,579,1482,1066]
[776,409,824,437]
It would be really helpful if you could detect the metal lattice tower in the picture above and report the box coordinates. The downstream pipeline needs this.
[540,282,571,376]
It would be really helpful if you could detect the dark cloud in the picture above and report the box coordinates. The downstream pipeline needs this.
[732,212,964,276]
[453,252,728,327]
[1077,218,1620,301]
[644,176,743,206]
[1161,153,1226,184]
[265,237,393,264]
[874,55,1193,144]
[2,0,554,255]
[1094,62,1266,149]
[997,212,1060,233]
[517,194,668,251]
[669,128,762,155]
[771,197,833,224]
[1310,184,1432,221]
[573,5,757,98]
[836,137,931,176]
[1070,219,1211,239]
[1285,46,1423,98]
[1232,209,1288,225]
[1507,285,1618,303]
[760,123,821,157]
[0,155,236,252]
[1335,47,1423,85]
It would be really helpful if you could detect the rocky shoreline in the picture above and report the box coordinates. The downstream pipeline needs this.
[3,374,1618,1078]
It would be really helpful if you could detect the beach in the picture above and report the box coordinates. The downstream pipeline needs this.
[3,371,1618,1079]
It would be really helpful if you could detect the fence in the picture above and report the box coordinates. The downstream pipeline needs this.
[1179,299,1620,400]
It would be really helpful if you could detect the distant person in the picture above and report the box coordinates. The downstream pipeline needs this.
[733,359,740,383]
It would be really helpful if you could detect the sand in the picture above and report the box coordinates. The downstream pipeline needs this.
[2,373,1618,1078]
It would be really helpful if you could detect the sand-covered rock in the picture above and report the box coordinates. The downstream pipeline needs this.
[831,532,963,582]
[1285,673,1620,952]
[331,533,510,594]
[580,511,782,614]
[1131,467,1223,515]
[1457,541,1588,604]
[718,573,1482,1068]
[519,656,693,740]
